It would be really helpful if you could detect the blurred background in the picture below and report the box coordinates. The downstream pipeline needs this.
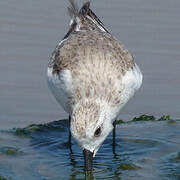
[0,0,180,129]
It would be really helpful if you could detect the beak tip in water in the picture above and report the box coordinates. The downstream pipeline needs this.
[83,149,94,172]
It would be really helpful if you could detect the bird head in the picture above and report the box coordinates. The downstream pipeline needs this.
[71,99,114,171]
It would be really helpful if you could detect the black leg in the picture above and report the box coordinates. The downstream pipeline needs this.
[68,115,72,153]
[112,121,117,157]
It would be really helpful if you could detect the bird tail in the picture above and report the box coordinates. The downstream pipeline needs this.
[67,0,91,18]
[67,0,109,33]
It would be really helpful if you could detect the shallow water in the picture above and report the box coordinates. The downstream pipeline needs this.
[0,0,180,179]
[0,119,180,180]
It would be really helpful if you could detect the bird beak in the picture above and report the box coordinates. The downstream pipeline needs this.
[83,149,94,172]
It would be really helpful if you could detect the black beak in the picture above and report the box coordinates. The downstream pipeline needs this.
[83,149,94,172]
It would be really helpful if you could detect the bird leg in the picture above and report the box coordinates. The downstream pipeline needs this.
[68,115,72,153]
[112,120,117,156]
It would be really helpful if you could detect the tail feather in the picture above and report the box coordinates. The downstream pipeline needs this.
[67,0,91,18]
[66,0,110,35]
[67,0,79,17]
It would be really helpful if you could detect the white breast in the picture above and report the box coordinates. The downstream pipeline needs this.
[47,67,73,114]
[47,62,142,119]
[121,63,143,103]
[110,63,143,119]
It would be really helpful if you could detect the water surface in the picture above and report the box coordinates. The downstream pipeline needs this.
[0,119,180,180]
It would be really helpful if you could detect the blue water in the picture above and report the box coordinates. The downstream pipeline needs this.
[0,120,180,179]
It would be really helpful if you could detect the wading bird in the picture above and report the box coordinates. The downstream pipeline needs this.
[47,0,142,174]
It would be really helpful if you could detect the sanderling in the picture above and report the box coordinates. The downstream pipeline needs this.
[47,0,142,173]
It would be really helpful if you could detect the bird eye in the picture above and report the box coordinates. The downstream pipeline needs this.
[94,127,101,137]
